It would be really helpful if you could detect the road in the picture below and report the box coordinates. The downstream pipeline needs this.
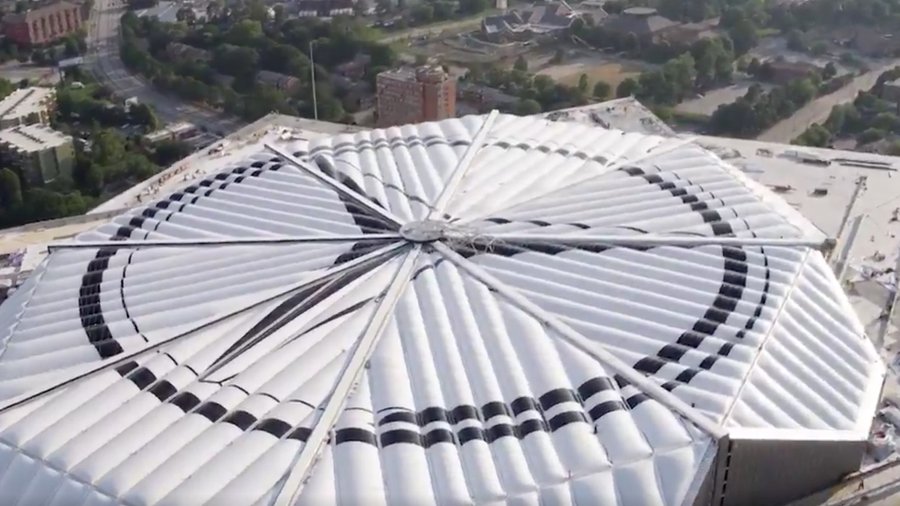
[378,15,491,43]
[83,0,244,134]
[757,60,900,142]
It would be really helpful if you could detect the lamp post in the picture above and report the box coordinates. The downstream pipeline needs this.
[309,40,318,120]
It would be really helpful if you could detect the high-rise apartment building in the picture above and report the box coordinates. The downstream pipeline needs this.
[2,1,83,46]
[376,65,456,127]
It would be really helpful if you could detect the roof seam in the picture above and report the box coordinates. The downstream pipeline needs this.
[273,245,421,506]
[430,241,727,439]
[719,248,813,427]
[466,233,829,249]
[46,235,401,251]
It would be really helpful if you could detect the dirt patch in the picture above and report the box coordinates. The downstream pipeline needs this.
[537,58,645,88]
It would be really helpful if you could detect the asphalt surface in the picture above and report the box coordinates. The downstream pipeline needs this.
[83,0,244,134]
[757,59,900,143]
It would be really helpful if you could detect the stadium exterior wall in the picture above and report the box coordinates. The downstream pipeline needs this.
[715,432,867,506]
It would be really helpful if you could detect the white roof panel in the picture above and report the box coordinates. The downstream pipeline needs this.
[0,113,883,505]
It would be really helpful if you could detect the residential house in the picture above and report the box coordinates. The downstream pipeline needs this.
[335,54,371,80]
[257,70,302,94]
[761,59,820,85]
[166,42,212,63]
[457,82,518,113]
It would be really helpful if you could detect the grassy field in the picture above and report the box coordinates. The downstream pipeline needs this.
[538,59,644,89]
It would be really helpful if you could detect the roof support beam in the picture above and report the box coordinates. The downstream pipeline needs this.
[47,234,400,251]
[452,232,831,250]
[429,109,499,217]
[431,241,727,439]
[273,246,421,506]
[265,143,405,227]
[0,242,405,414]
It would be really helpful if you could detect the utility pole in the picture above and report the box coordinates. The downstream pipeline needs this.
[309,41,318,120]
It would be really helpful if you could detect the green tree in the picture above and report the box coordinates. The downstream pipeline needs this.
[593,80,611,99]
[516,98,542,115]
[810,41,828,56]
[886,140,900,156]
[93,130,126,166]
[857,128,886,144]
[793,123,830,146]
[129,103,159,130]
[411,4,434,23]
[786,29,806,52]
[578,73,589,93]
[226,20,263,46]
[152,140,193,166]
[0,78,13,100]
[786,78,816,105]
[213,45,260,78]
[0,168,23,208]
[823,62,837,80]
[81,163,105,196]
[662,52,697,101]
[246,0,269,22]
[710,99,758,136]
[64,37,80,58]
[459,0,488,15]
[513,56,528,72]
[692,38,734,88]
[550,49,564,64]
[873,112,900,132]
[728,19,758,55]
[176,6,197,23]
[616,77,639,97]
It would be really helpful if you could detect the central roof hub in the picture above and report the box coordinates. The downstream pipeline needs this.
[400,220,447,243]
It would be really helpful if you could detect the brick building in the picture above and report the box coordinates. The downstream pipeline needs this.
[376,65,456,127]
[3,1,83,46]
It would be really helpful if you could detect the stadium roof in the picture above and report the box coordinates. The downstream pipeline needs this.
[0,113,884,505]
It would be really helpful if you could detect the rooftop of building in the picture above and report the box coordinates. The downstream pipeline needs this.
[602,6,678,35]
[0,111,884,506]
[257,70,300,86]
[541,97,677,136]
[0,123,70,152]
[0,87,54,122]
[483,3,576,34]
[1,0,77,22]
[377,64,451,83]
[143,121,197,141]
[1,103,900,503]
